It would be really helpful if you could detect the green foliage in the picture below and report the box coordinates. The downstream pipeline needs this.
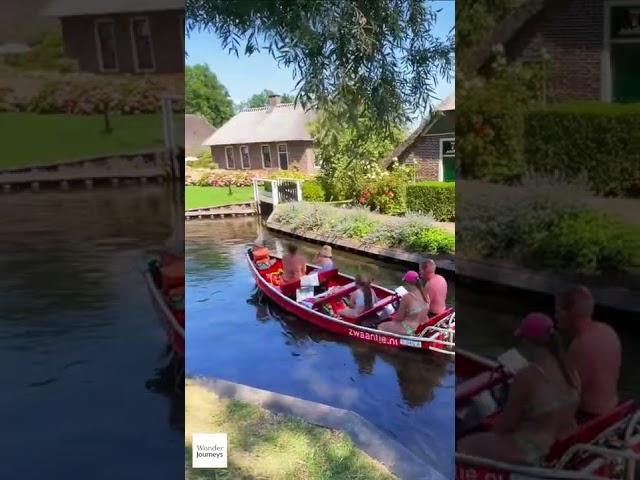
[237,89,295,110]
[312,107,404,202]
[187,0,454,127]
[533,211,636,273]
[271,203,453,254]
[457,0,524,64]
[2,31,78,72]
[186,64,234,127]
[406,182,455,221]
[407,228,455,255]
[457,175,635,273]
[188,149,215,169]
[524,102,640,197]
[457,60,544,182]
[302,180,325,202]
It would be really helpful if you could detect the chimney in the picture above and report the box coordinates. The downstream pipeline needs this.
[267,94,281,108]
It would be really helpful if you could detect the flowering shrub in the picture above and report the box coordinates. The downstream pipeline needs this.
[271,203,453,254]
[358,164,412,215]
[29,78,164,115]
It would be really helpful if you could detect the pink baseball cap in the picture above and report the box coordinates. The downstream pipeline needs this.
[402,270,420,283]
[515,312,554,342]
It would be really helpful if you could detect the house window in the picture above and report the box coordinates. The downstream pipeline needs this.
[130,17,155,72]
[277,144,289,170]
[94,19,118,72]
[261,145,272,168]
[240,145,251,169]
[225,146,234,169]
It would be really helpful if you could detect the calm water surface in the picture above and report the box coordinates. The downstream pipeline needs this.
[0,185,183,479]
[186,217,455,478]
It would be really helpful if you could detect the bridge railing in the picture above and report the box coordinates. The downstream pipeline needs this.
[253,178,303,213]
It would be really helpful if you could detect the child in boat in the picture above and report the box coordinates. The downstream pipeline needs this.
[378,271,429,335]
[313,245,335,271]
[281,243,307,283]
[457,313,580,466]
[340,274,377,318]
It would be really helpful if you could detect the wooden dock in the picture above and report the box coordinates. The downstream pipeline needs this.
[185,202,257,220]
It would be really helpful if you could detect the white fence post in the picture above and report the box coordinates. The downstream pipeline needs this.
[296,180,303,201]
[273,180,279,206]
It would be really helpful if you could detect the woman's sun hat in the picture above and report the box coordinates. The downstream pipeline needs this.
[320,245,332,258]
[515,312,554,342]
[402,270,420,284]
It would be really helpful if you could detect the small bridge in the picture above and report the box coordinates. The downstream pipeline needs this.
[253,177,303,216]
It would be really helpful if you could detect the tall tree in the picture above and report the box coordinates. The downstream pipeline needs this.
[237,89,295,110]
[186,64,234,127]
[186,0,454,128]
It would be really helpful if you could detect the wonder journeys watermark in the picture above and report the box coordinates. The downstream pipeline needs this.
[192,433,228,468]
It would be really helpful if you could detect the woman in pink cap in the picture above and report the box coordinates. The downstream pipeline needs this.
[458,313,580,466]
[379,271,430,335]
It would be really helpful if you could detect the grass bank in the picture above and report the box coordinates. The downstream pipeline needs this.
[185,380,394,480]
[270,203,454,255]
[0,113,175,168]
[185,186,254,209]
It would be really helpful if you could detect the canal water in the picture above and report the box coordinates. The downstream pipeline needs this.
[186,217,456,478]
[0,185,183,479]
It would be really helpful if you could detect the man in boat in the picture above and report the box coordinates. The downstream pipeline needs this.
[281,243,307,284]
[556,285,621,422]
[419,259,447,315]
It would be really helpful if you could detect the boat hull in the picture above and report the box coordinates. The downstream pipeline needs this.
[145,269,184,358]
[248,253,454,353]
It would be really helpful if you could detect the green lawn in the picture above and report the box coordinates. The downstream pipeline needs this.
[185,380,394,480]
[0,113,171,168]
[185,186,255,209]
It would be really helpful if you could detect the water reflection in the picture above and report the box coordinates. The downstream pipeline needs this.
[0,185,183,479]
[187,218,455,478]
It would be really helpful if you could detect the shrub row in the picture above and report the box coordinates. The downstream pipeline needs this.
[28,78,169,115]
[524,102,640,197]
[406,182,455,222]
[271,203,454,255]
[457,177,637,273]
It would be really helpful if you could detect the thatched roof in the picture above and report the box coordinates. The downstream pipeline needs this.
[203,104,316,146]
[384,93,454,167]
[43,0,183,16]
[185,114,215,156]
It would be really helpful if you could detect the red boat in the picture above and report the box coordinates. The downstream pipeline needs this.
[247,248,455,354]
[145,252,184,358]
[456,349,640,479]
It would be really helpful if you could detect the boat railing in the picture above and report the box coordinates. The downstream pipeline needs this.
[456,453,605,480]
[556,443,640,480]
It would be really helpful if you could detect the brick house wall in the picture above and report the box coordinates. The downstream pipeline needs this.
[504,0,603,100]
[212,141,316,173]
[60,10,184,74]
[397,133,453,181]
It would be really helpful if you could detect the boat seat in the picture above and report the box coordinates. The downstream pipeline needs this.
[342,294,398,324]
[310,282,357,308]
[415,306,455,336]
[280,268,339,297]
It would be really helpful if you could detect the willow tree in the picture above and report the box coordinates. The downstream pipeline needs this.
[186,0,454,128]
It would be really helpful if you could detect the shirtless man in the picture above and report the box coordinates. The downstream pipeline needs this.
[281,244,307,283]
[419,259,447,315]
[556,285,621,420]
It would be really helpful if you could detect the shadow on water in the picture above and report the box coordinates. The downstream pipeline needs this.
[186,217,455,477]
[0,185,183,479]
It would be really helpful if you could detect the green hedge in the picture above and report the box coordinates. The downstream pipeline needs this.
[302,180,326,201]
[525,102,640,197]
[406,182,455,221]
